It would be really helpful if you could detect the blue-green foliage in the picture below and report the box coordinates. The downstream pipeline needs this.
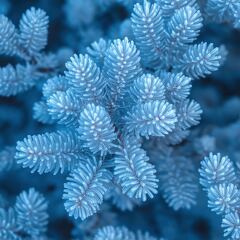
[63,157,112,220]
[47,90,82,126]
[131,0,221,76]
[222,211,240,239]
[94,226,135,240]
[42,76,69,99]
[19,7,49,57]
[93,225,163,240]
[0,7,63,97]
[0,188,48,239]
[16,130,84,174]
[176,99,202,129]
[2,0,238,239]
[105,181,140,211]
[159,155,198,210]
[165,5,203,49]
[129,74,165,104]
[156,0,197,19]
[65,54,105,102]
[86,38,110,66]
[205,0,240,28]
[114,136,158,201]
[199,153,236,190]
[125,100,177,137]
[33,100,56,124]
[0,15,18,55]
[199,153,240,239]
[0,146,15,172]
[174,42,221,78]
[13,0,221,223]
[0,208,19,240]
[15,188,48,236]
[78,103,117,155]
[131,1,165,67]
[0,64,36,97]
[208,183,240,214]
[103,37,142,109]
[157,71,192,103]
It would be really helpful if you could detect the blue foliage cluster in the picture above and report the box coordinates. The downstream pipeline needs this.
[199,153,240,239]
[0,188,48,239]
[0,0,240,239]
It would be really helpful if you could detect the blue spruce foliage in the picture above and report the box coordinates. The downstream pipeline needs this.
[15,188,48,236]
[1,0,240,239]
[0,189,48,239]
[199,153,240,238]
[63,157,112,220]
